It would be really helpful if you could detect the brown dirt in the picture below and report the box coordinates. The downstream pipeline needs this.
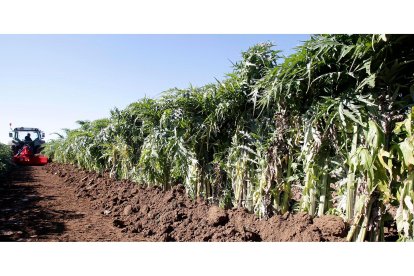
[0,163,348,242]
[0,166,144,241]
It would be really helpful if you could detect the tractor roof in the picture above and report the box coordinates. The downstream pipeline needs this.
[13,127,41,132]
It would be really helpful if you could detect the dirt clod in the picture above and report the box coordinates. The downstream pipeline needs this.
[123,205,132,216]
[313,215,347,241]
[207,206,229,226]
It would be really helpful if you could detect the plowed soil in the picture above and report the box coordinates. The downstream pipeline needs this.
[0,163,347,242]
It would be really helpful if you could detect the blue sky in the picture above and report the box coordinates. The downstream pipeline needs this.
[0,34,309,143]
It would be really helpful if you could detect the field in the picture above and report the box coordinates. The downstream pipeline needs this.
[2,34,414,242]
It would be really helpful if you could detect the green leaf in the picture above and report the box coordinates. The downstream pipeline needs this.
[400,140,414,167]
[341,107,365,126]
[404,196,414,215]
[378,149,393,179]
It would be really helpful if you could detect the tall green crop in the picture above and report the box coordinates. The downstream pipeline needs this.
[0,143,13,176]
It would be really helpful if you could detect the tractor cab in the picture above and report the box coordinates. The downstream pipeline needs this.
[8,127,48,165]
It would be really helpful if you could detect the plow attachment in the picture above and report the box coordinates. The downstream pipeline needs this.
[13,145,48,166]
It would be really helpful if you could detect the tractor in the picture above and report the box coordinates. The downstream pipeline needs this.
[8,126,49,165]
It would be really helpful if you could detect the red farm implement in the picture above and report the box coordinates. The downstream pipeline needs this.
[8,126,49,166]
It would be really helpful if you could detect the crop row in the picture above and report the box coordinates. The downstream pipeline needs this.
[44,35,414,241]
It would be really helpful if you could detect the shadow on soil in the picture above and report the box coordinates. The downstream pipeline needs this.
[0,166,83,241]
